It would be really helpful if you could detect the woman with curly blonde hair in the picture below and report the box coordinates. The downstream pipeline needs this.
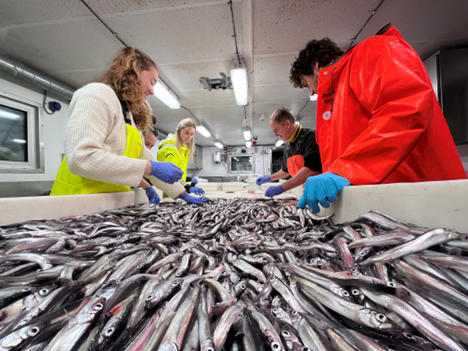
[50,47,206,205]
[158,118,205,196]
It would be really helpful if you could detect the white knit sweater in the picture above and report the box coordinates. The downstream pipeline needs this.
[64,83,185,198]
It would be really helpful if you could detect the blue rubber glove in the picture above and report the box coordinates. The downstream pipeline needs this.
[256,176,271,186]
[188,186,205,196]
[298,173,351,212]
[265,184,285,198]
[144,187,160,205]
[181,192,209,205]
[191,178,198,185]
[149,161,183,184]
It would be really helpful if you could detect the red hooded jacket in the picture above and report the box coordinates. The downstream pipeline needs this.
[315,25,467,185]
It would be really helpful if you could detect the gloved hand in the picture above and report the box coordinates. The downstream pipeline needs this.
[191,178,199,185]
[256,176,271,186]
[265,184,285,198]
[188,186,205,196]
[144,187,160,205]
[149,161,183,184]
[181,192,209,205]
[298,173,351,212]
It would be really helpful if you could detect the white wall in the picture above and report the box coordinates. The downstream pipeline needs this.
[0,71,70,182]
[197,145,273,178]
[456,144,468,174]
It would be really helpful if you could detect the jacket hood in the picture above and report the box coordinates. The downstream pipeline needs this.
[158,134,177,148]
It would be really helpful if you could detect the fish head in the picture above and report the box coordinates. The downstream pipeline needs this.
[360,308,399,331]
[200,339,215,351]
[75,296,105,324]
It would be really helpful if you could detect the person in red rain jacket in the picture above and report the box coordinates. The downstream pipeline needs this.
[289,24,467,212]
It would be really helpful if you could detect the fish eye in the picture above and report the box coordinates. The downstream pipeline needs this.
[376,314,387,322]
[342,290,350,297]
[28,327,40,336]
[39,289,48,296]
[240,284,246,290]
[146,294,154,301]
[94,303,103,310]
[292,310,298,316]
[303,348,310,351]
[206,348,214,351]
[387,282,396,288]
[281,330,291,338]
[359,251,366,256]
[175,272,182,277]
[352,289,360,295]
[104,327,115,336]
[271,342,281,350]
[172,282,179,287]
[272,308,278,314]
[22,288,31,292]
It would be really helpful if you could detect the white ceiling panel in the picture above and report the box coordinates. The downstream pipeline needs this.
[252,0,372,55]
[253,54,297,85]
[87,0,228,15]
[103,1,244,64]
[253,84,308,104]
[0,0,90,27]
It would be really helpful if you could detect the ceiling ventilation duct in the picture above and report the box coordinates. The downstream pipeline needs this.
[0,53,75,100]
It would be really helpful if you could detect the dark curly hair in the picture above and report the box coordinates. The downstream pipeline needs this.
[290,38,344,88]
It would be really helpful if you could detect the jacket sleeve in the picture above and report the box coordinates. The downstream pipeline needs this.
[327,37,434,185]
[157,145,187,185]
[65,85,147,187]
[141,144,185,199]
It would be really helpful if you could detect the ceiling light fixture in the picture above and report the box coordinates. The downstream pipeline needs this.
[275,139,284,147]
[154,79,180,109]
[196,124,211,138]
[243,127,252,141]
[231,58,248,106]
[214,141,224,149]
[246,141,252,148]
[310,94,318,101]
[0,110,21,120]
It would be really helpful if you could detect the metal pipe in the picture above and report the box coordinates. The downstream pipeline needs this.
[0,53,75,100]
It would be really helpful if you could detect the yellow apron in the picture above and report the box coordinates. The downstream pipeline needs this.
[50,123,142,195]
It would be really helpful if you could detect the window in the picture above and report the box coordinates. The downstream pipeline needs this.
[230,155,254,174]
[0,93,44,173]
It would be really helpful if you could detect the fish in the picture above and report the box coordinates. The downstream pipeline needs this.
[0,198,467,351]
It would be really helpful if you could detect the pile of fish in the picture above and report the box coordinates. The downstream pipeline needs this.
[1,197,468,351]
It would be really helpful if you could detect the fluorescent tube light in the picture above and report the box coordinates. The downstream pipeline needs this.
[310,94,317,101]
[11,139,26,144]
[214,141,223,149]
[243,127,252,141]
[231,67,248,106]
[154,79,180,109]
[246,141,252,148]
[275,139,284,147]
[196,124,211,138]
[0,111,22,120]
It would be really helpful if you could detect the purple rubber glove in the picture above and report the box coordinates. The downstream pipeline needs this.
[256,176,271,186]
[298,172,351,212]
[191,178,199,185]
[265,184,285,198]
[181,192,208,205]
[144,187,160,205]
[149,161,183,184]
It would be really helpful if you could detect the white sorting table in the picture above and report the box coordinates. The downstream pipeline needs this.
[1,180,468,232]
